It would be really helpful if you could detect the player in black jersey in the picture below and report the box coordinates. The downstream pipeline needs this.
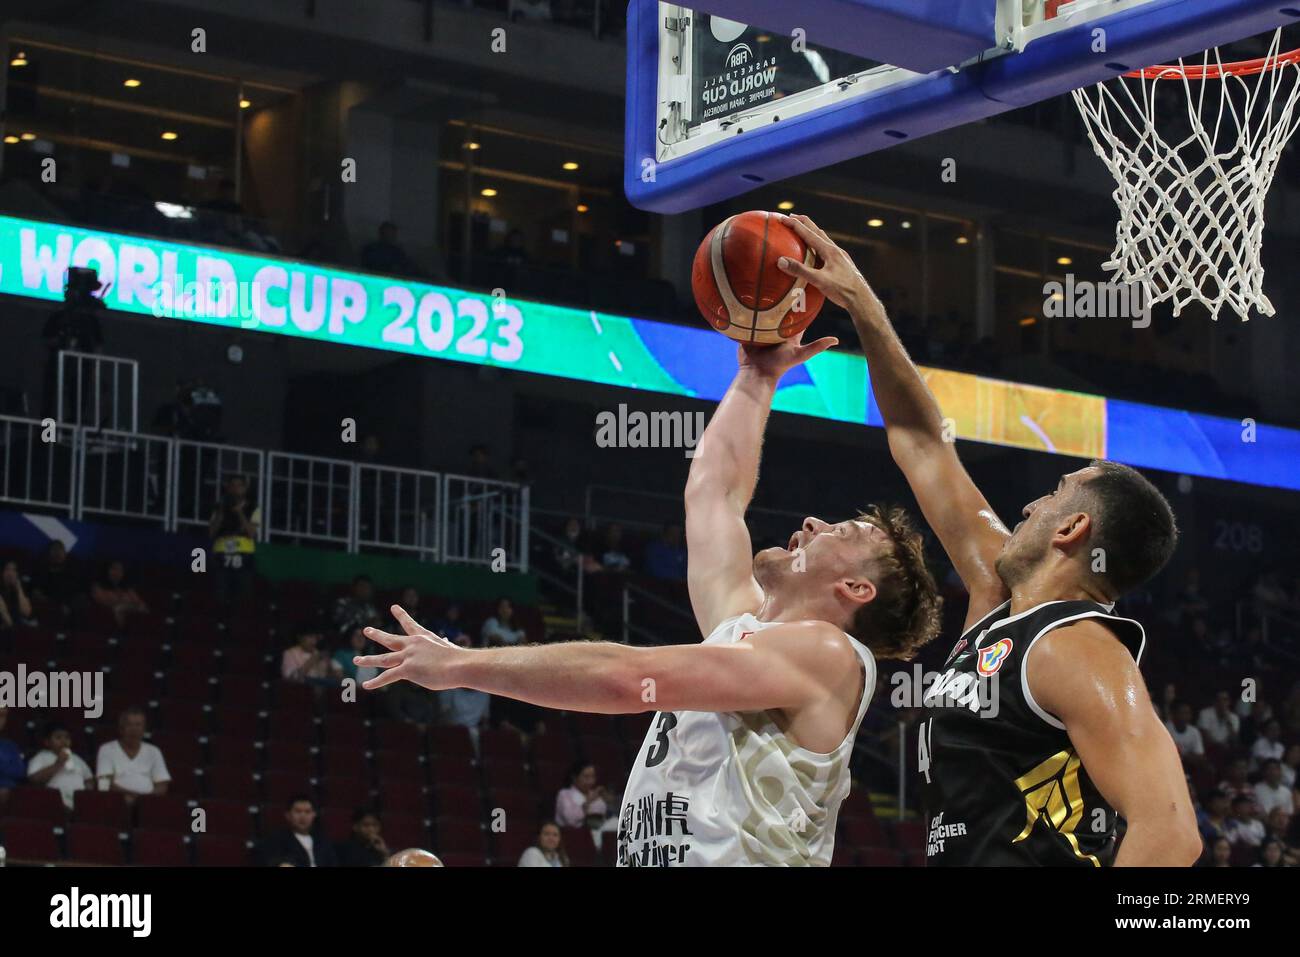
[779,214,1202,867]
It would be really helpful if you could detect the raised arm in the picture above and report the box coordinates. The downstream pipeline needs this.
[1028,621,1202,866]
[777,214,1009,626]
[684,334,837,637]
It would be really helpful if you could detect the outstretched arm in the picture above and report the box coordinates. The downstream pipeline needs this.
[1028,621,1202,866]
[684,333,837,637]
[356,607,857,716]
[778,214,1009,627]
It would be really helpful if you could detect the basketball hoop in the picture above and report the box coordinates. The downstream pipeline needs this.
[1072,29,1300,320]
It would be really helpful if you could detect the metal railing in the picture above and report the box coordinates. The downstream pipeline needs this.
[0,414,529,565]
[56,351,139,433]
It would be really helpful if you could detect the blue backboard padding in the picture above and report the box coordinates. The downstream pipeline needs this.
[1107,400,1300,492]
[690,1,998,74]
[627,0,1300,212]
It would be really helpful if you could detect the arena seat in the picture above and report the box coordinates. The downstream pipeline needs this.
[131,829,191,866]
[66,823,127,865]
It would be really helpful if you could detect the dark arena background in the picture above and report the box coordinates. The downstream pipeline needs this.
[0,0,1296,932]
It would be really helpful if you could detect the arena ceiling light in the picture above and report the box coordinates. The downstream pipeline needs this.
[562,161,579,171]
[1057,256,1073,266]
[480,188,498,197]
[10,51,28,67]
[3,136,18,145]
[239,98,251,109]
[463,141,480,151]
[19,133,35,141]
[160,131,179,140]
[576,204,589,213]
[867,218,884,228]
[123,78,141,88]
[777,201,794,211]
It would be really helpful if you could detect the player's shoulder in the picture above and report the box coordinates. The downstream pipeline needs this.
[1031,615,1139,670]
[1027,616,1149,719]
[755,619,863,670]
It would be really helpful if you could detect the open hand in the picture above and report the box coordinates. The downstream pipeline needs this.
[775,214,874,310]
[355,605,467,691]
[737,329,838,380]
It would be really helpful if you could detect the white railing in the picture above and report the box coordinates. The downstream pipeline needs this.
[441,473,530,572]
[56,351,139,433]
[0,414,77,517]
[0,415,529,565]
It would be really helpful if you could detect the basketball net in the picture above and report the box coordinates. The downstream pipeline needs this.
[1072,29,1300,320]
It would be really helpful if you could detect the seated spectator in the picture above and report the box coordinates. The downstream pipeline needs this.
[517,821,569,867]
[599,523,632,573]
[482,598,527,647]
[643,524,687,580]
[1281,743,1299,790]
[1226,795,1266,847]
[360,221,421,278]
[384,681,438,731]
[335,808,390,867]
[1164,701,1206,765]
[1197,691,1240,749]
[1202,835,1233,867]
[91,559,150,627]
[333,575,378,638]
[1170,568,1210,624]
[95,707,170,800]
[555,762,614,830]
[1197,789,1232,845]
[26,720,94,811]
[334,626,379,686]
[0,560,35,629]
[1255,838,1287,867]
[1252,719,1285,769]
[281,624,343,687]
[397,585,422,621]
[0,705,26,803]
[258,795,338,867]
[551,517,599,575]
[1219,758,1253,800]
[434,604,469,647]
[30,540,83,620]
[440,681,489,732]
[1254,760,1295,816]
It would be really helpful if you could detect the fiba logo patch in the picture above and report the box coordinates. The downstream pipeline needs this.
[726,43,753,68]
[976,638,1013,676]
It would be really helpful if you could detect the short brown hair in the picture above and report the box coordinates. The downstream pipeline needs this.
[850,506,943,661]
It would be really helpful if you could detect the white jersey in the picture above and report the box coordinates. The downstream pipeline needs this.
[616,613,876,867]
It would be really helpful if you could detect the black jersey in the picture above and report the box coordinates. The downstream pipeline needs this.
[918,599,1146,867]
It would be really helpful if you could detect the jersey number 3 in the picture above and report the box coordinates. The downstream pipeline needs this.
[645,713,678,768]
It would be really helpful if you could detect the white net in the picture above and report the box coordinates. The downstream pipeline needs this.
[1072,29,1300,320]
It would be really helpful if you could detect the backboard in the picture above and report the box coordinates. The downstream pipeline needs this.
[625,0,1300,212]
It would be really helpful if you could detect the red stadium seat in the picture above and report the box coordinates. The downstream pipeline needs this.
[262,771,314,810]
[66,823,126,865]
[432,784,482,819]
[319,775,371,809]
[428,754,479,789]
[434,816,486,855]
[482,758,531,791]
[317,806,353,844]
[319,746,367,781]
[132,829,191,866]
[438,851,489,867]
[215,674,269,708]
[162,668,218,704]
[894,820,926,852]
[841,816,888,849]
[560,826,599,866]
[209,706,263,740]
[5,786,69,824]
[373,748,426,783]
[195,798,255,839]
[146,732,203,769]
[831,844,858,867]
[135,794,194,833]
[319,715,369,751]
[428,725,475,760]
[262,739,317,778]
[72,790,132,829]
[531,729,576,766]
[201,765,261,804]
[155,698,212,737]
[479,727,527,763]
[384,813,432,850]
[377,782,431,818]
[194,836,253,867]
[207,734,262,770]
[373,721,427,755]
[533,761,570,800]
[859,847,905,867]
[1,819,61,863]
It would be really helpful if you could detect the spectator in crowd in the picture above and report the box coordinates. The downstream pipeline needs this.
[91,559,150,627]
[482,598,527,646]
[555,762,614,830]
[258,795,338,867]
[434,603,468,647]
[1226,795,1266,847]
[95,707,170,801]
[1220,758,1253,800]
[334,626,379,686]
[1254,759,1295,816]
[1197,789,1232,845]
[1203,836,1233,867]
[333,575,378,638]
[1169,568,1210,625]
[1256,838,1287,867]
[335,808,390,867]
[31,540,83,621]
[26,720,94,811]
[1252,719,1286,769]
[397,585,422,621]
[360,221,421,278]
[517,821,569,867]
[1252,571,1291,615]
[0,560,35,629]
[1281,743,1299,790]
[0,706,26,804]
[281,624,343,688]
[1164,701,1206,766]
[466,443,499,480]
[1264,807,1296,860]
[598,523,632,573]
[643,523,687,580]
[209,473,260,614]
[384,681,439,731]
[551,517,599,576]
[1197,690,1241,749]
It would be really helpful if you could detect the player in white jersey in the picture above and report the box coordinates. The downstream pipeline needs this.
[354,334,943,866]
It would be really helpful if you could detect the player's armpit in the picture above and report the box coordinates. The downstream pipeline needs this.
[644,621,858,716]
[1026,621,1202,866]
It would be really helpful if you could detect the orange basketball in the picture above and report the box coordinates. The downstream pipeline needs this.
[692,210,825,344]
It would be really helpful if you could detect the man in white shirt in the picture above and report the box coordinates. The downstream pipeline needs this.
[96,707,170,799]
[1251,719,1285,769]
[27,721,94,810]
[1197,691,1240,748]
[1226,795,1267,847]
[1165,701,1206,764]
[1253,759,1295,816]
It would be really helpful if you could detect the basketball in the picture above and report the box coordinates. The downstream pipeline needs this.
[692,210,825,344]
[384,848,444,867]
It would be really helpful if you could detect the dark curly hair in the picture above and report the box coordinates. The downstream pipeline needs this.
[849,505,943,661]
